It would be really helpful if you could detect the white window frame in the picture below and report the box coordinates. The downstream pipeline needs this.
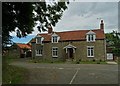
[52,47,58,57]
[87,46,94,57]
[36,37,44,44]
[52,36,58,43]
[36,49,43,56]
[87,34,96,42]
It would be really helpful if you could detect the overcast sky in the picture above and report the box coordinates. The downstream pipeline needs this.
[31,2,118,36]
[55,2,118,32]
[10,1,119,43]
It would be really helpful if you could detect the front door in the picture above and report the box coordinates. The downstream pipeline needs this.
[68,48,73,59]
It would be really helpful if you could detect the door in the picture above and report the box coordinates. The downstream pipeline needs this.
[68,48,73,59]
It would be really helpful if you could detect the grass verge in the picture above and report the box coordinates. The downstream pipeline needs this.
[2,55,28,84]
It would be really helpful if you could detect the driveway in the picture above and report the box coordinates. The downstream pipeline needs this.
[10,59,118,84]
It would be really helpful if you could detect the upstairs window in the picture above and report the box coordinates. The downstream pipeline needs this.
[51,33,60,43]
[86,30,96,42]
[36,36,44,44]
[52,36,58,43]
[36,37,42,44]
[87,34,95,42]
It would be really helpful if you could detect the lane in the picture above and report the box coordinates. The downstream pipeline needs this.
[72,69,118,84]
[10,61,118,84]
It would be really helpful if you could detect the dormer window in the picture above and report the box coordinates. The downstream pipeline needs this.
[86,30,96,42]
[36,35,44,44]
[87,34,95,41]
[52,33,60,43]
[52,36,58,43]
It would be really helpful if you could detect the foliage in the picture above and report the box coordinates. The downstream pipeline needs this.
[2,1,69,47]
[105,31,120,57]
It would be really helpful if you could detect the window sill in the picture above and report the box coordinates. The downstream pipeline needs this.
[52,56,58,58]
[87,56,94,57]
[36,54,42,56]
[87,41,95,42]
[36,43,44,45]
[52,42,58,43]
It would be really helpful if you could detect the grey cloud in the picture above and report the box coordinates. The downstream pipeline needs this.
[54,2,118,33]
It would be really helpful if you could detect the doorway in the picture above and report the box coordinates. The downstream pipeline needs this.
[68,48,73,59]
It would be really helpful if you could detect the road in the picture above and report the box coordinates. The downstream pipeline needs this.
[10,60,118,84]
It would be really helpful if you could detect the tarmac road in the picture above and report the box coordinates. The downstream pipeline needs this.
[10,60,118,84]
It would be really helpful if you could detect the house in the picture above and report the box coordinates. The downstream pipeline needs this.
[10,43,32,58]
[30,20,106,62]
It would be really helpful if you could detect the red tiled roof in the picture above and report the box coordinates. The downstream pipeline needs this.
[31,29,105,42]
[16,43,31,49]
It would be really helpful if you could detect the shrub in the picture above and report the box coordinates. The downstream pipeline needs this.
[97,62,100,64]
[93,59,95,62]
[99,59,102,62]
[76,61,80,64]
[79,59,81,62]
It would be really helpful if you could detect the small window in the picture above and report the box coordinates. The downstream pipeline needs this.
[87,34,95,42]
[36,37,42,44]
[36,49,43,56]
[36,37,44,44]
[87,46,94,57]
[52,36,58,43]
[52,47,58,57]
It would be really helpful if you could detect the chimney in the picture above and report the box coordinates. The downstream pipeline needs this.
[100,20,104,31]
[48,24,53,34]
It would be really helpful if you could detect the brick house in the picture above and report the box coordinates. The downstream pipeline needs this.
[10,43,31,58]
[30,20,106,61]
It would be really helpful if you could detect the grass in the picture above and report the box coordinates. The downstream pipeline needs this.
[29,59,65,64]
[74,60,107,64]
[29,59,107,64]
[2,55,28,84]
[2,65,28,84]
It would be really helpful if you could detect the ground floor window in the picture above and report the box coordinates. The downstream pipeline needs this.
[36,49,43,56]
[87,46,94,57]
[52,47,58,57]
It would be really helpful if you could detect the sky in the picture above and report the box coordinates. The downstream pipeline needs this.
[10,1,119,43]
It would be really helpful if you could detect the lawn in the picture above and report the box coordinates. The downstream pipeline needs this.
[2,55,28,84]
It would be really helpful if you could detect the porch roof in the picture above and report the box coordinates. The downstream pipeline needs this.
[63,44,76,49]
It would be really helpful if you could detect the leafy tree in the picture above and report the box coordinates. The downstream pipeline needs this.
[105,31,120,57]
[2,1,69,47]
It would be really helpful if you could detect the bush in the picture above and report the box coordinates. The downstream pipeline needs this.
[97,62,100,64]
[79,59,81,62]
[76,61,80,64]
[99,59,102,62]
[93,59,96,62]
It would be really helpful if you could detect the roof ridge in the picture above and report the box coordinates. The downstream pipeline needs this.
[56,29,101,33]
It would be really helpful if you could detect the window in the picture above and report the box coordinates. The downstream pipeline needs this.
[52,47,58,57]
[36,37,44,44]
[87,46,94,57]
[36,37,42,44]
[52,36,58,43]
[87,34,95,42]
[36,49,43,56]
[51,33,60,43]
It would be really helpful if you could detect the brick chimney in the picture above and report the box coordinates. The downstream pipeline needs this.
[100,20,104,31]
[48,24,53,34]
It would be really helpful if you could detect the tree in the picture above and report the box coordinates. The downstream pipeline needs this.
[2,1,69,47]
[105,31,120,57]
